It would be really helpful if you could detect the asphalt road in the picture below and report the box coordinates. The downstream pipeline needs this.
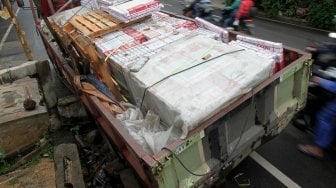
[1,1,336,187]
[161,0,334,50]
[0,1,47,69]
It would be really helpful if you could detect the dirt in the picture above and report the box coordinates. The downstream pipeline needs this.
[0,158,56,188]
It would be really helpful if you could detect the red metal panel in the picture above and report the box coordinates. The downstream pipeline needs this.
[88,96,158,187]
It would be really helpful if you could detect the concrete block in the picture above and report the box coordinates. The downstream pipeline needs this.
[36,60,57,109]
[0,77,48,154]
[57,95,88,119]
[54,144,85,188]
[0,61,38,84]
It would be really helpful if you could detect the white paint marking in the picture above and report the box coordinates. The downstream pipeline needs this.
[250,151,301,188]
[0,7,20,51]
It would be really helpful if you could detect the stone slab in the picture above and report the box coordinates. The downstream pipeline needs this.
[54,144,85,188]
[0,77,48,154]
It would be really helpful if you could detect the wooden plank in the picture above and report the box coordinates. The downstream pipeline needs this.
[63,22,74,33]
[75,16,101,32]
[69,19,92,36]
[88,11,116,26]
[87,12,115,26]
[88,25,120,38]
[83,14,109,29]
[88,15,151,38]
[74,34,122,101]
[95,10,122,24]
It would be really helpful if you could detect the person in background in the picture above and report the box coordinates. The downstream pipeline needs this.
[223,0,233,5]
[298,76,336,159]
[193,0,212,18]
[232,0,254,27]
[222,0,241,27]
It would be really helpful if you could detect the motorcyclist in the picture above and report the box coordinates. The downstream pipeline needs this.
[192,0,212,18]
[232,0,254,27]
[298,76,336,159]
[222,0,241,27]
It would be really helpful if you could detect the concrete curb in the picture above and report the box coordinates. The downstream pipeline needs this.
[255,13,334,35]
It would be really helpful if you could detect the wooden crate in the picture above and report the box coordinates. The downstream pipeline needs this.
[66,10,149,39]
[69,10,120,38]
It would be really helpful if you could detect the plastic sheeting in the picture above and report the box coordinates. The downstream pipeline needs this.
[102,0,161,22]
[81,0,99,9]
[195,17,229,43]
[51,6,90,26]
[116,106,176,154]
[233,35,284,73]
[127,35,274,139]
[95,12,221,97]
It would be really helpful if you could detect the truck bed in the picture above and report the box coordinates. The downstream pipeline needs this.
[37,9,312,187]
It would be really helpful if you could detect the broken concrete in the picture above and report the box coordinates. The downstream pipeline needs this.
[0,60,57,109]
[36,60,57,109]
[57,95,88,119]
[0,61,37,84]
[0,77,48,154]
[54,144,85,188]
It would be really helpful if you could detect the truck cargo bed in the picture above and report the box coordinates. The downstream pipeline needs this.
[36,8,312,187]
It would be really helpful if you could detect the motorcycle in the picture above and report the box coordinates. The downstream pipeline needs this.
[293,36,336,132]
[182,0,214,21]
[221,7,258,35]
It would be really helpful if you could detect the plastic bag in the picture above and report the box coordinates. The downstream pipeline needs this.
[116,107,174,154]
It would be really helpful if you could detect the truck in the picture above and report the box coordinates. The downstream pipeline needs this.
[31,1,312,187]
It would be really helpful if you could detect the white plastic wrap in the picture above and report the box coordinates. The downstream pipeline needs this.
[51,6,90,26]
[104,0,161,22]
[195,17,229,43]
[81,0,99,9]
[128,35,274,138]
[116,107,174,154]
[234,35,284,73]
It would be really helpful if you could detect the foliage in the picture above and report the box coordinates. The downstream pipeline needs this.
[281,0,300,17]
[8,177,18,185]
[0,148,11,175]
[261,0,336,29]
[261,0,280,16]
[23,143,54,169]
[306,0,336,29]
[0,143,54,176]
[70,125,81,135]
[261,0,300,16]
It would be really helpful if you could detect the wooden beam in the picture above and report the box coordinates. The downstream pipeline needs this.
[1,0,33,60]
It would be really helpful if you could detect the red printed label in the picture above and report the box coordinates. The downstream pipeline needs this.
[128,1,160,15]
[122,28,147,43]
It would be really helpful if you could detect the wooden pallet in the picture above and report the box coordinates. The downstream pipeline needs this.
[66,10,149,39]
